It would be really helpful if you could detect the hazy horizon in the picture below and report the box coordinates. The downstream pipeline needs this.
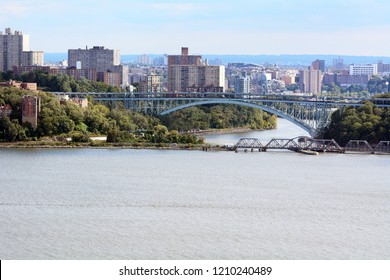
[43,52,390,66]
[2,0,390,56]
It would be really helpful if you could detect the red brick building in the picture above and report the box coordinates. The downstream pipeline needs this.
[22,95,41,129]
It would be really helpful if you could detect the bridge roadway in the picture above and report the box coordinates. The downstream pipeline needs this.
[234,137,390,154]
[53,92,390,137]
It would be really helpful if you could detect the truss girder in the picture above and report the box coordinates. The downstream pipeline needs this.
[374,141,390,153]
[306,139,343,152]
[236,138,264,149]
[235,137,346,153]
[344,140,374,152]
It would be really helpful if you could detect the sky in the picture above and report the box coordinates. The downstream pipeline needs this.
[1,0,390,56]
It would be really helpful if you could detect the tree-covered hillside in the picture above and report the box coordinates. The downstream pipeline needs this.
[322,98,390,145]
[1,87,277,144]
[159,105,277,132]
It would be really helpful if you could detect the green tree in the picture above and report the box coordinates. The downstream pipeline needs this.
[0,117,27,142]
[152,124,168,143]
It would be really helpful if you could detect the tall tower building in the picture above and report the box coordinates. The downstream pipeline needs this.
[168,47,224,92]
[168,47,202,92]
[299,69,322,95]
[0,28,30,72]
[311,59,325,72]
[68,46,120,72]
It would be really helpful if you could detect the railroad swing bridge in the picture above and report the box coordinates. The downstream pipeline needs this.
[54,92,390,137]
[234,137,390,154]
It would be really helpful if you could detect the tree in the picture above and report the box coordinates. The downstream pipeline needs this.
[84,106,112,134]
[0,117,27,142]
[152,125,168,143]
[0,70,16,81]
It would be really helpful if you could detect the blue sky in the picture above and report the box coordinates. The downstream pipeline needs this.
[1,0,390,55]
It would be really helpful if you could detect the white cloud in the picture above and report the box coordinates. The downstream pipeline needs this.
[0,3,28,17]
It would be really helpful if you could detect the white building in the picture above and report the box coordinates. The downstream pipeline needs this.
[234,72,251,93]
[349,64,378,76]
[260,71,272,94]
[22,51,44,66]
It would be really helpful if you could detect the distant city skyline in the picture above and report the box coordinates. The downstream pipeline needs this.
[2,0,390,56]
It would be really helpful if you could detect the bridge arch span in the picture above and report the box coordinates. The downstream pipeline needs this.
[159,100,316,136]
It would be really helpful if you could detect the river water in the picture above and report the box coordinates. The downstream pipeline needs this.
[0,119,389,259]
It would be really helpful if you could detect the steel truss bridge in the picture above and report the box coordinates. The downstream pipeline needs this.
[54,92,390,137]
[235,137,390,154]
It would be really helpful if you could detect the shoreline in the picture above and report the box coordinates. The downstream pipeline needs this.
[0,141,226,151]
[0,127,269,150]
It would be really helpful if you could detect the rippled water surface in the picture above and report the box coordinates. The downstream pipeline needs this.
[1,119,389,259]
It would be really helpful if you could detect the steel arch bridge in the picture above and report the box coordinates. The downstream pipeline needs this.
[158,99,320,135]
[53,92,390,137]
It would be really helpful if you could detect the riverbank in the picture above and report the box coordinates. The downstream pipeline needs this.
[0,127,268,150]
[0,141,226,151]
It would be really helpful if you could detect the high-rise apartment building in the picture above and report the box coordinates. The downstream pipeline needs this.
[299,69,322,95]
[168,48,225,92]
[168,47,202,67]
[0,28,44,72]
[168,47,202,92]
[311,59,325,72]
[22,51,44,67]
[169,64,225,92]
[234,72,251,93]
[377,60,390,73]
[0,28,30,72]
[68,46,120,72]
